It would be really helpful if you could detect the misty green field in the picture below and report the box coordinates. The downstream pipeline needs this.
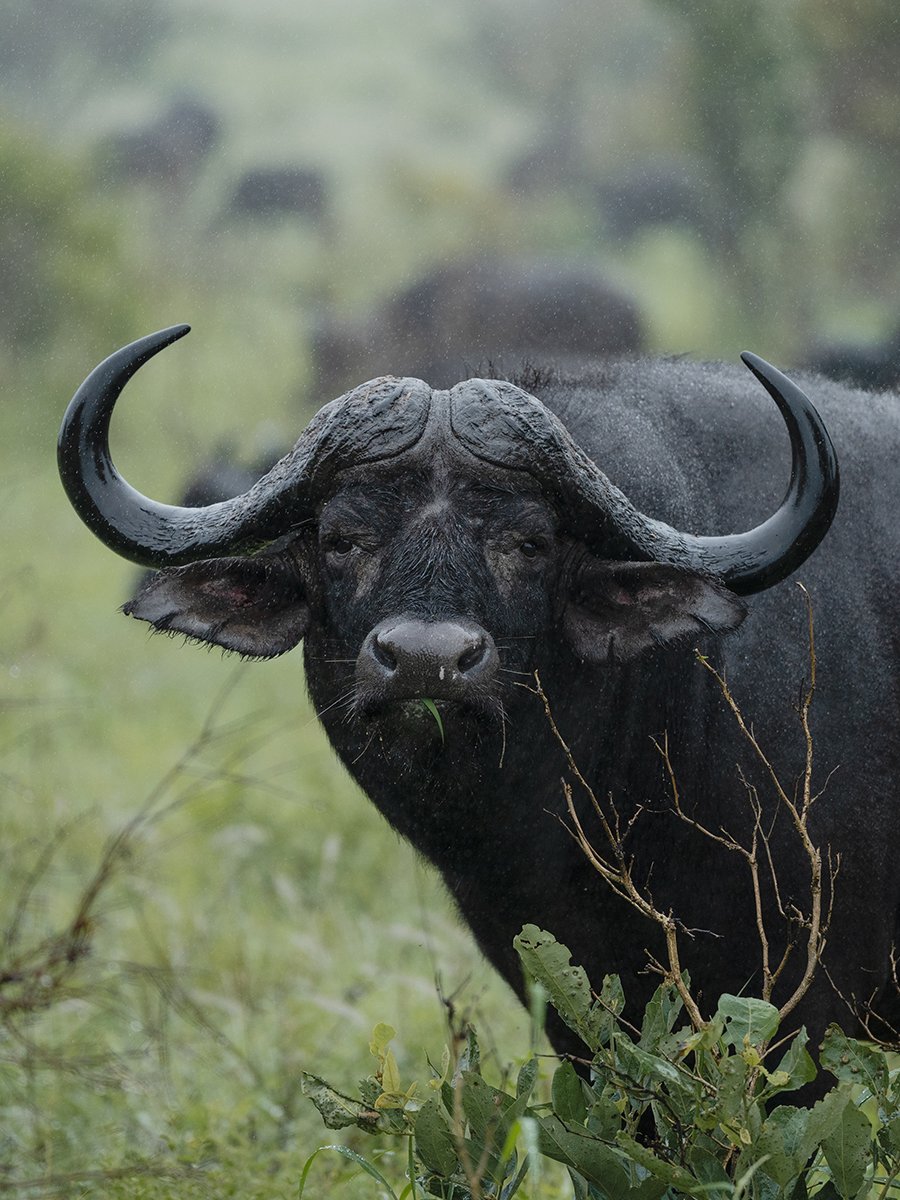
[2,0,899,1194]
[2,324,575,1196]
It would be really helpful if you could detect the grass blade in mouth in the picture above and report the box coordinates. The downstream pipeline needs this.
[420,698,444,743]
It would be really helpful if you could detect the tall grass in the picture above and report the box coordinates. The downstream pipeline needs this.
[0,329,534,1194]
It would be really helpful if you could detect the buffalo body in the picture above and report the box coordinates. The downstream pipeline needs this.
[58,337,899,1058]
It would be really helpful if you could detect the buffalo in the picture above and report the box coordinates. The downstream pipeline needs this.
[592,157,720,245]
[803,326,900,391]
[58,327,900,1059]
[99,97,221,190]
[226,166,330,224]
[311,258,645,395]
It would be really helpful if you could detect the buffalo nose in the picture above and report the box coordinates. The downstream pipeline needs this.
[358,618,498,700]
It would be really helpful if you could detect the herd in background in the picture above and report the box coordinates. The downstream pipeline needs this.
[103,93,900,506]
[96,95,330,225]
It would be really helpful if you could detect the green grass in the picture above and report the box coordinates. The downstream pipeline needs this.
[1,322,562,1196]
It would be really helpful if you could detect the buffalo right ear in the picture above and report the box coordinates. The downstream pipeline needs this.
[122,555,310,659]
[562,559,746,664]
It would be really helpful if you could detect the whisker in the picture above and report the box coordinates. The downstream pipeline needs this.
[497,699,508,769]
[350,730,377,765]
[315,687,357,720]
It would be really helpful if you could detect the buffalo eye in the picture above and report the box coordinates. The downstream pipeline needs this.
[519,539,546,559]
[323,534,359,565]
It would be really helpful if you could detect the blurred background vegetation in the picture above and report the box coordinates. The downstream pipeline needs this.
[1,0,898,1194]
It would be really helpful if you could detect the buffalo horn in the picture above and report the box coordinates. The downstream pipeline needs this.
[57,326,432,568]
[601,354,840,594]
[448,356,838,596]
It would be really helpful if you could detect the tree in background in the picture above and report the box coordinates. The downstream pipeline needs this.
[645,0,813,345]
[0,0,168,123]
[0,120,141,363]
[793,0,900,311]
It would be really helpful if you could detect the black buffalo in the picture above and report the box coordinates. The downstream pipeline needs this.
[804,326,900,391]
[311,258,645,396]
[99,97,221,190]
[58,327,900,1058]
[226,166,330,224]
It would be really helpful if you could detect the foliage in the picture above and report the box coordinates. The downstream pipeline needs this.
[0,119,141,359]
[304,927,900,1200]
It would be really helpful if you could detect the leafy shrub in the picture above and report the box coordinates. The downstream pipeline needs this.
[302,926,898,1200]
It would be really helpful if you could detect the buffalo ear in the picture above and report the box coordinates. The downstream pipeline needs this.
[563,560,746,664]
[123,555,310,659]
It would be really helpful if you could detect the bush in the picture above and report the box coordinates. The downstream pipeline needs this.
[303,926,898,1199]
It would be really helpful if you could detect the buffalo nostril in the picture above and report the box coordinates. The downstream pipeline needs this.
[457,637,487,675]
[372,634,398,672]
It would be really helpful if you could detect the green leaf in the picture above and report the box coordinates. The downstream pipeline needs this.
[822,1102,872,1198]
[461,1069,514,1143]
[415,1097,459,1178]
[746,1088,850,1190]
[615,1132,707,1198]
[301,1072,381,1131]
[613,1037,697,1118]
[516,1057,538,1103]
[715,1052,749,1125]
[881,1112,900,1153]
[420,698,444,742]
[596,975,626,1047]
[820,1026,890,1098]
[457,1025,480,1076]
[716,995,780,1049]
[513,926,605,1051]
[765,1028,817,1097]
[297,1144,400,1200]
[751,1105,813,1188]
[639,981,683,1052]
[538,1115,666,1199]
[586,1090,623,1141]
[552,1061,588,1125]
[802,1086,853,1152]
[370,1022,397,1058]
[687,1140,732,1190]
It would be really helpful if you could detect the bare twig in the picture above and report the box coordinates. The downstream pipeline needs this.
[695,584,828,1022]
[532,583,832,1046]
[530,673,706,1032]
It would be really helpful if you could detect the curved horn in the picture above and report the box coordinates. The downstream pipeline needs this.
[685,353,840,593]
[621,354,839,593]
[449,356,839,596]
[58,325,289,567]
[58,327,434,568]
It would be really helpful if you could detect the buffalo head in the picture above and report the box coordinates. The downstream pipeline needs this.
[58,325,838,754]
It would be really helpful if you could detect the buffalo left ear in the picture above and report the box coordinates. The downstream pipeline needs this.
[563,560,746,664]
[122,554,310,659]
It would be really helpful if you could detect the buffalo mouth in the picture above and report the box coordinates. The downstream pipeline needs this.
[351,688,505,748]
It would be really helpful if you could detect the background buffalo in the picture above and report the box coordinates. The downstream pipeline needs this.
[312,257,645,394]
